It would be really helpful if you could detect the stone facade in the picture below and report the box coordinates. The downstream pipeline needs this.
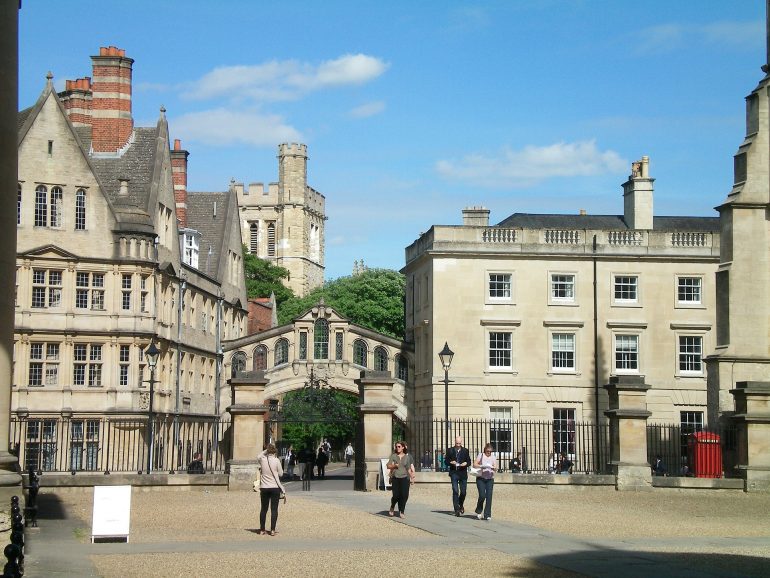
[234,143,325,297]
[14,47,248,428]
[403,158,720,426]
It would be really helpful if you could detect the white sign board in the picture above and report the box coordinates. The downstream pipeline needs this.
[91,485,132,543]
[380,458,392,489]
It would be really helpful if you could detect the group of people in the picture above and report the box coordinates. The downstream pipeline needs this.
[281,438,356,481]
[386,436,497,521]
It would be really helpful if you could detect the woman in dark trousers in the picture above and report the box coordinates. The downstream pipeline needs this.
[386,440,415,518]
[257,444,285,536]
[316,446,329,478]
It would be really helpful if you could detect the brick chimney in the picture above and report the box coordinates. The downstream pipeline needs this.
[60,77,92,127]
[90,46,134,154]
[171,139,189,227]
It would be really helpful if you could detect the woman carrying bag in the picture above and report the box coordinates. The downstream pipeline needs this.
[473,443,497,520]
[386,440,415,518]
[257,444,286,536]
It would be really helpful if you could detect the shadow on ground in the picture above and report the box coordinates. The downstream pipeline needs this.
[33,493,69,521]
[534,548,770,578]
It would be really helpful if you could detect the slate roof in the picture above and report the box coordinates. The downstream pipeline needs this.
[185,191,230,278]
[496,213,720,232]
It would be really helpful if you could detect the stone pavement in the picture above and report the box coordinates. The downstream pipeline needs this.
[21,479,770,578]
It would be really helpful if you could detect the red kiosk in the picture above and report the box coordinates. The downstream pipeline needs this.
[687,431,722,478]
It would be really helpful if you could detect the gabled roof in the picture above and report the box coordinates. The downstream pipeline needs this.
[185,191,230,278]
[496,213,720,232]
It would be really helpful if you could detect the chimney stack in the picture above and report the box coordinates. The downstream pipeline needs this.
[90,46,134,154]
[462,206,490,226]
[60,77,92,127]
[622,156,654,230]
[171,139,190,227]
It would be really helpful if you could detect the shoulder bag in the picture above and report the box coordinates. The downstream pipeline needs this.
[266,456,287,503]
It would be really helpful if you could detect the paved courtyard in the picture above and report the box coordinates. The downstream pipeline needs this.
[20,471,770,577]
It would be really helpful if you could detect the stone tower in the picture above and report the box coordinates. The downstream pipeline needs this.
[705,2,770,425]
[235,143,326,297]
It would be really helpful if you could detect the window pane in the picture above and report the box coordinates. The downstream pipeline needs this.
[489,273,511,299]
[489,332,512,368]
[313,320,329,359]
[677,277,701,303]
[551,275,574,299]
[614,276,638,301]
[551,333,575,369]
[678,336,702,372]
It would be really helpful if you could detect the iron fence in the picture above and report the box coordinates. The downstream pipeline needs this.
[9,414,232,474]
[405,418,611,474]
[647,422,737,478]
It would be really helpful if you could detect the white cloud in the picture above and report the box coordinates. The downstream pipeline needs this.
[183,54,389,102]
[171,108,302,147]
[349,100,386,118]
[435,140,627,189]
[633,20,763,55]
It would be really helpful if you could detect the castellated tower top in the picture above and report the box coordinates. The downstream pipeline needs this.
[278,143,307,157]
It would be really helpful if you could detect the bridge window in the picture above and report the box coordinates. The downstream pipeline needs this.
[231,352,246,378]
[274,339,289,366]
[374,346,388,371]
[353,339,368,367]
[314,319,329,359]
[253,345,267,371]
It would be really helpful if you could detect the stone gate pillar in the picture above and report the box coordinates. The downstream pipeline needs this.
[355,370,396,491]
[604,375,652,491]
[227,370,269,491]
[731,381,770,492]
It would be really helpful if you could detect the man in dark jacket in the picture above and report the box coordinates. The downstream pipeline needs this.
[187,452,204,474]
[444,436,471,516]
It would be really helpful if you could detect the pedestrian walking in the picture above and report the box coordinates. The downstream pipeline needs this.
[444,436,471,516]
[386,440,415,518]
[316,446,329,478]
[473,443,497,520]
[344,442,355,467]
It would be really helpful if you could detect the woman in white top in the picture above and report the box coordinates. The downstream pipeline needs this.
[257,444,285,536]
[473,443,497,520]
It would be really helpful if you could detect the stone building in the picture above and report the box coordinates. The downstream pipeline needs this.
[403,157,720,431]
[14,46,248,437]
[234,143,325,297]
[705,44,770,427]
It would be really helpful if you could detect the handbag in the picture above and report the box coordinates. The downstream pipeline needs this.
[469,466,481,477]
[252,466,261,492]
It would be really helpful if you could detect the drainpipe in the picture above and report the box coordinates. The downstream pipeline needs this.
[592,234,600,468]
[215,292,224,415]
[176,278,186,415]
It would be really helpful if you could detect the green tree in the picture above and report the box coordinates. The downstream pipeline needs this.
[278,269,405,338]
[243,246,295,306]
[278,388,358,450]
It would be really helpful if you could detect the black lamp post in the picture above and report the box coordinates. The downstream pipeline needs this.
[438,342,454,456]
[145,339,160,474]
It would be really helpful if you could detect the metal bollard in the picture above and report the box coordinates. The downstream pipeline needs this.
[2,543,22,578]
[24,468,38,528]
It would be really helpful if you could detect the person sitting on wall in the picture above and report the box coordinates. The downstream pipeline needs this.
[510,452,522,473]
[651,455,667,477]
[421,451,433,471]
[187,452,205,474]
[558,453,573,475]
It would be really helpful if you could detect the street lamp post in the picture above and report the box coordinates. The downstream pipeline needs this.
[438,342,454,461]
[144,339,160,474]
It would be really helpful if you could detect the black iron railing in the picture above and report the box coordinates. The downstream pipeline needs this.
[405,418,611,474]
[9,414,232,474]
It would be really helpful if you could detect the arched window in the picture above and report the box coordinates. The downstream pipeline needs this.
[274,338,289,366]
[267,222,276,257]
[17,183,21,225]
[253,345,267,371]
[374,346,388,372]
[75,189,86,230]
[35,185,47,227]
[249,222,258,254]
[314,319,329,359]
[231,351,246,378]
[396,355,408,382]
[50,186,63,227]
[353,339,368,367]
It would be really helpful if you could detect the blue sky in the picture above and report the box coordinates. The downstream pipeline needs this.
[19,1,765,280]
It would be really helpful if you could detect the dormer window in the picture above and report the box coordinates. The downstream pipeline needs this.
[180,229,200,268]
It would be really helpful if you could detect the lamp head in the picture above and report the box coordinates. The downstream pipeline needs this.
[438,341,454,370]
[145,339,160,369]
